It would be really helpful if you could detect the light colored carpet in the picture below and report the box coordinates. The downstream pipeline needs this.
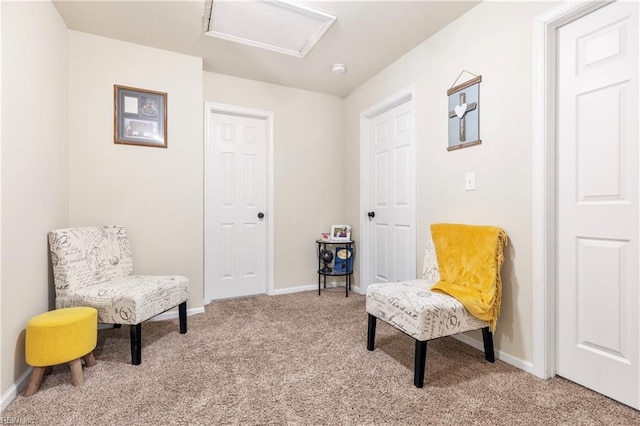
[3,290,640,425]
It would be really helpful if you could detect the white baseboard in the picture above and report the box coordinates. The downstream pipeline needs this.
[1,366,32,411]
[269,281,363,296]
[453,334,535,375]
[269,283,317,295]
[351,285,364,295]
[149,306,205,322]
[203,285,321,302]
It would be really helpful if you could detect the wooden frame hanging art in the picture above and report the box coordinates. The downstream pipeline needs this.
[447,72,482,151]
[114,85,168,148]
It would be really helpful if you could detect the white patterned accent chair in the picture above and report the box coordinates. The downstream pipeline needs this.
[48,225,189,365]
[366,230,494,388]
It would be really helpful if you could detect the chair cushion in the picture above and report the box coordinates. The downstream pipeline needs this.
[55,275,189,325]
[366,279,488,341]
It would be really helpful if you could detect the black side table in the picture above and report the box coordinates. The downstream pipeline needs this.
[316,239,355,297]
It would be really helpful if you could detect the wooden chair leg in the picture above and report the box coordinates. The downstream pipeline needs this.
[414,340,428,388]
[482,327,495,363]
[179,302,187,334]
[367,314,377,351]
[130,324,142,365]
[23,367,45,397]
[83,352,97,367]
[69,358,84,386]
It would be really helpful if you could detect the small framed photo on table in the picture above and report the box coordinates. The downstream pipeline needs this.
[330,225,351,241]
[114,85,167,148]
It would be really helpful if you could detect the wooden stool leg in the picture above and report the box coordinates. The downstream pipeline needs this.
[69,358,84,387]
[83,352,97,367]
[24,367,45,397]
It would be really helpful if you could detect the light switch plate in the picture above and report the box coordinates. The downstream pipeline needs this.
[465,172,475,191]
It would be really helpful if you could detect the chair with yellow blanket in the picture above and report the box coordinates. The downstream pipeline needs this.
[366,223,507,388]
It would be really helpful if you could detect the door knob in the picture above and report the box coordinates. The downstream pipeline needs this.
[257,212,265,219]
[367,211,375,218]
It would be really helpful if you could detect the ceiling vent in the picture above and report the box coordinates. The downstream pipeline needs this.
[204,1,336,58]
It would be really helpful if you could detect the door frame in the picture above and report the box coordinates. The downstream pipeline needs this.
[532,0,615,379]
[203,102,275,303]
[359,86,417,295]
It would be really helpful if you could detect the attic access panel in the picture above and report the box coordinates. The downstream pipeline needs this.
[204,1,336,58]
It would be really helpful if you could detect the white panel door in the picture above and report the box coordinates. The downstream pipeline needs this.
[557,0,639,408]
[367,100,415,285]
[209,112,267,300]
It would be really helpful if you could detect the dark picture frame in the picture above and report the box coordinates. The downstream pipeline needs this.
[114,85,167,148]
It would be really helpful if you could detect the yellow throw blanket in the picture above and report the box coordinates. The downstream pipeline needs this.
[430,223,508,332]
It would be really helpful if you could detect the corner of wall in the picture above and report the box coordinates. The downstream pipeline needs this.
[1,0,70,406]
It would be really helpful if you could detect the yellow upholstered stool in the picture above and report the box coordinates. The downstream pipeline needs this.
[24,307,98,396]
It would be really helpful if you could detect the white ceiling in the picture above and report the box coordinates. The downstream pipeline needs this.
[53,0,481,97]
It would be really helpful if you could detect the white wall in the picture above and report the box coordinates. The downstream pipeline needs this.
[203,73,344,291]
[345,1,556,365]
[1,0,68,400]
[0,0,4,405]
[67,32,204,309]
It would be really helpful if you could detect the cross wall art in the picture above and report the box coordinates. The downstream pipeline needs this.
[447,74,482,151]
